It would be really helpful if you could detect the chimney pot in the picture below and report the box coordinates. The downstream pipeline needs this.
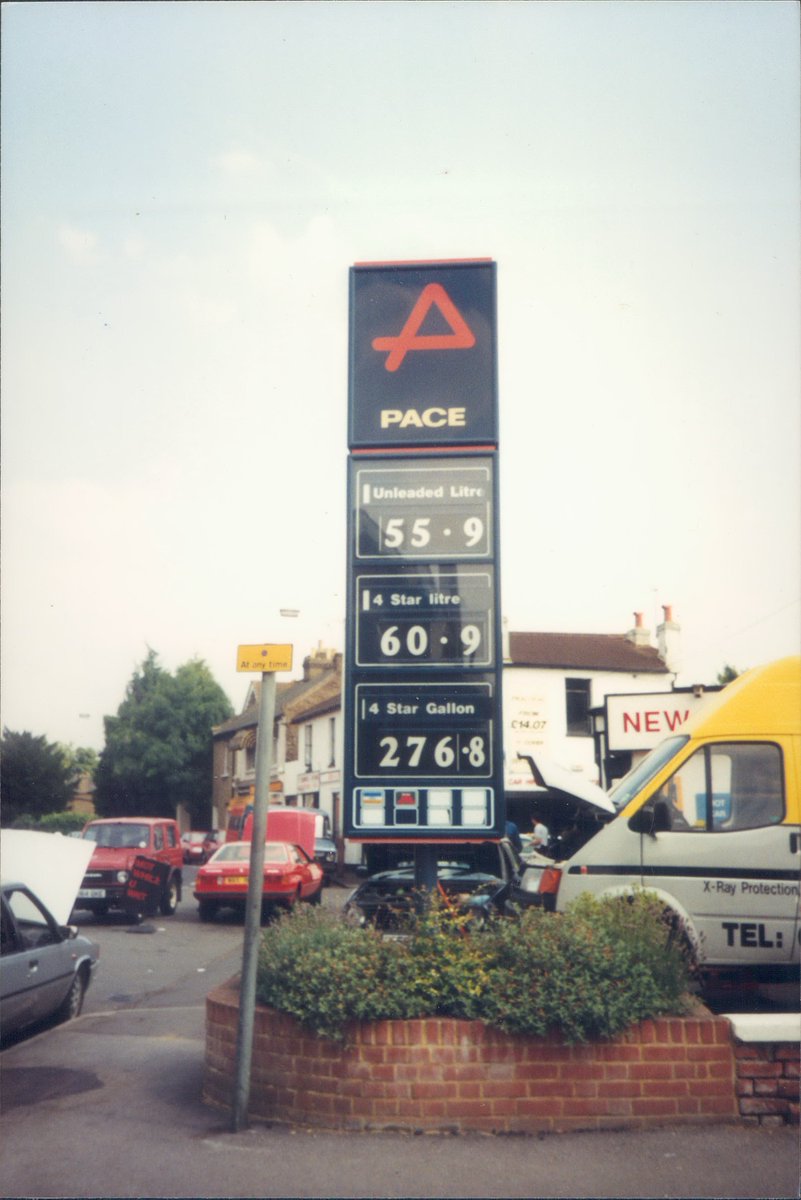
[626,612,650,646]
[657,605,681,673]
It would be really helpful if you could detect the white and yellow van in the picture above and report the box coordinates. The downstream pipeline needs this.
[538,656,801,977]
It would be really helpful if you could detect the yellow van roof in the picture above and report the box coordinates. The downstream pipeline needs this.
[686,656,801,739]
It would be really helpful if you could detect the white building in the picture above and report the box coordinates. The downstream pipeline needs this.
[503,607,681,792]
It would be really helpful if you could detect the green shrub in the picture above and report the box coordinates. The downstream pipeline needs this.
[255,891,691,1042]
[256,906,424,1038]
[11,810,87,835]
[480,893,692,1042]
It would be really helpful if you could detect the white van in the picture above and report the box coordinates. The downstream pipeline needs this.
[537,657,801,978]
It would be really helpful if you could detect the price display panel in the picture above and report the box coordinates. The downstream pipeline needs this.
[354,681,495,782]
[352,457,494,561]
[355,568,494,668]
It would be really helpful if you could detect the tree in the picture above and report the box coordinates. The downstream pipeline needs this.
[0,728,74,826]
[94,651,233,824]
[716,664,740,686]
[57,743,100,785]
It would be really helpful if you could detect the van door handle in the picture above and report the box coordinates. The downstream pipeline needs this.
[790,832,800,855]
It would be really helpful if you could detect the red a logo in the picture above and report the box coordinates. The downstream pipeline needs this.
[371,283,476,372]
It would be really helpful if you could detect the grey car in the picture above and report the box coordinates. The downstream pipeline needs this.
[1,881,100,1040]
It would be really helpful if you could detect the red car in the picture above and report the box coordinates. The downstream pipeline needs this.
[201,830,221,861]
[193,840,323,922]
[181,832,208,864]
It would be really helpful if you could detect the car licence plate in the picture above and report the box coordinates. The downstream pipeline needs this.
[79,888,106,898]
[221,876,248,886]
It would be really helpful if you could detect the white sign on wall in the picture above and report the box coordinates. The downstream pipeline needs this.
[505,690,550,790]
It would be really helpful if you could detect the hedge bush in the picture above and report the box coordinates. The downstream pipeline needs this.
[255,891,692,1042]
[11,811,87,835]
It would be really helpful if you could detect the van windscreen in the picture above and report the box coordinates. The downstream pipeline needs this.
[609,735,689,812]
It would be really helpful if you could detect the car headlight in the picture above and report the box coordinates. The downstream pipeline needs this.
[116,870,130,884]
[325,852,336,862]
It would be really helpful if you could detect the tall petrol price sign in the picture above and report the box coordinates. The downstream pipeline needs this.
[344,259,504,841]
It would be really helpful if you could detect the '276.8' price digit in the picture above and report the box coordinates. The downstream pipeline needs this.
[377,734,487,771]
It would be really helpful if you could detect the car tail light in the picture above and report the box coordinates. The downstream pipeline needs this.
[538,866,562,912]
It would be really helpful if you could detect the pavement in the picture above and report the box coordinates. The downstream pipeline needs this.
[1,1001,799,1199]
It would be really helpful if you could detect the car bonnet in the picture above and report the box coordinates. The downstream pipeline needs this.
[1,830,95,924]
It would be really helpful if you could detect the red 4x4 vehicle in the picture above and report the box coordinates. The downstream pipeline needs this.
[76,818,183,919]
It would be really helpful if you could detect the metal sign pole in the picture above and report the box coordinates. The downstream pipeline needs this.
[231,668,276,1132]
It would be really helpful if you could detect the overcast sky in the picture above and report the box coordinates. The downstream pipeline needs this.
[2,0,799,753]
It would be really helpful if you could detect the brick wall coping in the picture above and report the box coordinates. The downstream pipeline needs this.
[725,1011,800,1043]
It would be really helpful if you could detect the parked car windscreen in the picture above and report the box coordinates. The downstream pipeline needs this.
[83,823,150,848]
[366,843,506,876]
[211,842,291,864]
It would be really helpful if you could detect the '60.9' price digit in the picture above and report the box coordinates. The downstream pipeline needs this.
[380,625,428,657]
[378,623,483,658]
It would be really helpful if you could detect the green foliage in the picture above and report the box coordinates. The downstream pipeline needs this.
[11,810,87,835]
[0,728,74,826]
[95,650,233,823]
[57,743,100,785]
[479,893,692,1043]
[255,892,691,1043]
[716,664,740,685]
[256,907,424,1038]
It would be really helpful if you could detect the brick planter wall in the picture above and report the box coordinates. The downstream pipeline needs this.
[205,981,744,1134]
[735,1041,800,1126]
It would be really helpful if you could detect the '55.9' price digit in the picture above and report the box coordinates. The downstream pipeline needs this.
[384,517,430,548]
[382,516,485,550]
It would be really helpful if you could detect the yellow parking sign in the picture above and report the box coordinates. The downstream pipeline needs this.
[236,644,293,673]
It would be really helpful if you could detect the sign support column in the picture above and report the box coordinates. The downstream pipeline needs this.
[231,642,292,1132]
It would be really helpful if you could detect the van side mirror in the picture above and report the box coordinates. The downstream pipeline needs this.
[628,805,652,834]
[628,801,672,836]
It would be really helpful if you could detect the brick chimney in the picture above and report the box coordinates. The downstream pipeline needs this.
[302,644,338,682]
[657,604,681,673]
[626,611,651,647]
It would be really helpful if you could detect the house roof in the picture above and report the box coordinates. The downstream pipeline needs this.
[212,633,669,741]
[508,632,669,674]
[283,671,342,723]
[211,670,343,738]
[290,681,341,723]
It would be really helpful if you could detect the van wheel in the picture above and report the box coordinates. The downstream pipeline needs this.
[160,878,179,916]
[662,908,698,976]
